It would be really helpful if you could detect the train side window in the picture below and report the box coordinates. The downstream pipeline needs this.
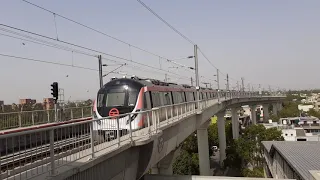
[172,91,178,104]
[163,92,172,105]
[144,92,151,110]
[97,94,104,107]
[181,92,186,102]
[151,92,160,107]
[159,92,165,106]
[186,92,190,102]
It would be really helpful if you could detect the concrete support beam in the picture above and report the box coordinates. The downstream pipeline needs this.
[278,102,283,112]
[250,105,257,125]
[197,122,211,176]
[263,104,269,122]
[217,112,226,167]
[151,148,181,175]
[231,108,239,139]
[272,103,278,116]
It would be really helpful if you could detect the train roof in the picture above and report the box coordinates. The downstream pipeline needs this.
[107,76,213,91]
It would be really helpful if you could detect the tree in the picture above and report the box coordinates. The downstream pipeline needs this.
[278,101,300,118]
[173,150,199,175]
[181,132,198,154]
[224,124,284,177]
[308,108,320,119]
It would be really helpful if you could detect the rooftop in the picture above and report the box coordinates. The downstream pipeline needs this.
[262,141,320,180]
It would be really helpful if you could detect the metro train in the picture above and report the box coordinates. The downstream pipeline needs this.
[92,76,233,141]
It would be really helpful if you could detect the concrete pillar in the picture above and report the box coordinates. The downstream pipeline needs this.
[217,112,226,167]
[197,122,211,176]
[151,148,181,175]
[273,103,278,116]
[250,105,257,125]
[231,108,239,139]
[278,102,283,112]
[315,102,319,112]
[263,104,269,122]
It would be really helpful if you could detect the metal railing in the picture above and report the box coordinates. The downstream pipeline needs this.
[0,93,284,179]
[0,106,93,130]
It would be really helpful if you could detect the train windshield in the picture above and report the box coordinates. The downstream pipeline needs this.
[128,90,138,106]
[106,92,126,106]
[97,87,139,107]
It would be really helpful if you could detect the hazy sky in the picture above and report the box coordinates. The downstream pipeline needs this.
[0,0,319,104]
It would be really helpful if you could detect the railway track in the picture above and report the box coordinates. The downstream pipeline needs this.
[0,134,91,173]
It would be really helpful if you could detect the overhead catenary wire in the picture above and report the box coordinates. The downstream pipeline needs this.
[0,53,187,83]
[21,0,170,60]
[136,0,195,45]
[18,1,280,90]
[135,1,275,89]
[20,0,230,86]
[0,27,191,81]
[0,53,97,71]
[0,24,189,79]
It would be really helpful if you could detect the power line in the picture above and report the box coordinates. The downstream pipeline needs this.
[21,0,169,60]
[0,27,190,80]
[0,24,188,79]
[134,1,268,88]
[0,30,97,58]
[0,53,98,71]
[136,0,195,45]
[197,47,219,70]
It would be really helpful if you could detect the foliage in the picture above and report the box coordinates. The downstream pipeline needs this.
[278,101,300,118]
[224,124,284,177]
[242,167,264,177]
[270,114,279,122]
[208,122,219,150]
[174,117,226,175]
[181,133,198,154]
[224,141,242,169]
[173,149,199,175]
[308,108,320,119]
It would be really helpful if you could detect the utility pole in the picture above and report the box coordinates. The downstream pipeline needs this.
[98,55,103,88]
[269,85,272,95]
[194,45,200,107]
[216,69,220,103]
[259,84,262,96]
[226,74,229,91]
[241,77,244,92]
[191,77,193,86]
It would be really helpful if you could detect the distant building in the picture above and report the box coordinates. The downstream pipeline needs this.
[19,99,36,105]
[0,101,3,106]
[298,104,314,112]
[43,98,54,110]
[263,118,320,141]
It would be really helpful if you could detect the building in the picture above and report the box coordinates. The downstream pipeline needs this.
[280,116,320,127]
[43,98,54,110]
[0,100,3,106]
[262,141,320,180]
[263,121,320,141]
[298,104,314,112]
[19,99,36,105]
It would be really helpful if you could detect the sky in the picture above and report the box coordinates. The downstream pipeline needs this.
[0,0,319,104]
